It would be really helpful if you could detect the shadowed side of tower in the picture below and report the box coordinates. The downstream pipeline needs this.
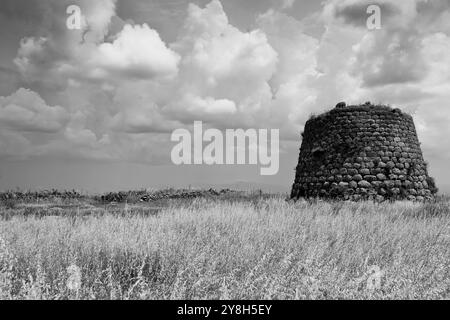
[290,103,438,201]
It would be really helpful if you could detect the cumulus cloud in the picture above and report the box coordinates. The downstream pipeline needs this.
[0,88,69,133]
[351,29,427,87]
[15,15,179,85]
[169,0,278,127]
[317,0,450,183]
[2,0,450,178]
[11,0,118,90]
[321,0,450,89]
[89,23,180,80]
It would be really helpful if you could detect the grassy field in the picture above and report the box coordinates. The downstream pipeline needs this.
[0,192,449,300]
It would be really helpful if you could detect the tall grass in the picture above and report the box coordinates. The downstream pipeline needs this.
[0,198,449,299]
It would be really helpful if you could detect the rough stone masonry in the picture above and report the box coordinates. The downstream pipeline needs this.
[290,102,438,201]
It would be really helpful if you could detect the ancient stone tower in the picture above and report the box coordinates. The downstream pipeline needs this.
[291,102,437,201]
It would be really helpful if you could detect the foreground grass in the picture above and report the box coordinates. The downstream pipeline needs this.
[0,197,449,299]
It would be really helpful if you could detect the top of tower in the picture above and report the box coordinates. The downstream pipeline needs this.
[309,101,413,123]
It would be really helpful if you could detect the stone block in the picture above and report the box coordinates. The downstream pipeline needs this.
[358,180,372,188]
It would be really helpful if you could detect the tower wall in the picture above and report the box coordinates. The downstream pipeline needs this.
[290,104,437,201]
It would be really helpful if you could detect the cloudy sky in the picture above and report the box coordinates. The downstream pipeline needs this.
[0,0,450,193]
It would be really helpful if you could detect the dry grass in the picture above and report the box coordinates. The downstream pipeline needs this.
[0,196,449,300]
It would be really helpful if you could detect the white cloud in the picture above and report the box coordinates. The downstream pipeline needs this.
[4,0,450,176]
[169,0,278,126]
[256,10,320,137]
[0,88,69,133]
[90,24,180,80]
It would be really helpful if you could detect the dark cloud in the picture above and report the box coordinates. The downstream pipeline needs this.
[0,0,48,22]
[0,0,63,38]
[416,0,450,17]
[116,0,202,41]
[0,65,20,96]
[334,1,400,28]
[0,65,15,74]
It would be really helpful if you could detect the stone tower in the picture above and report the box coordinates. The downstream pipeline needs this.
[290,102,437,201]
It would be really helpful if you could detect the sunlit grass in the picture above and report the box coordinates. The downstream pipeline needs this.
[0,197,449,299]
